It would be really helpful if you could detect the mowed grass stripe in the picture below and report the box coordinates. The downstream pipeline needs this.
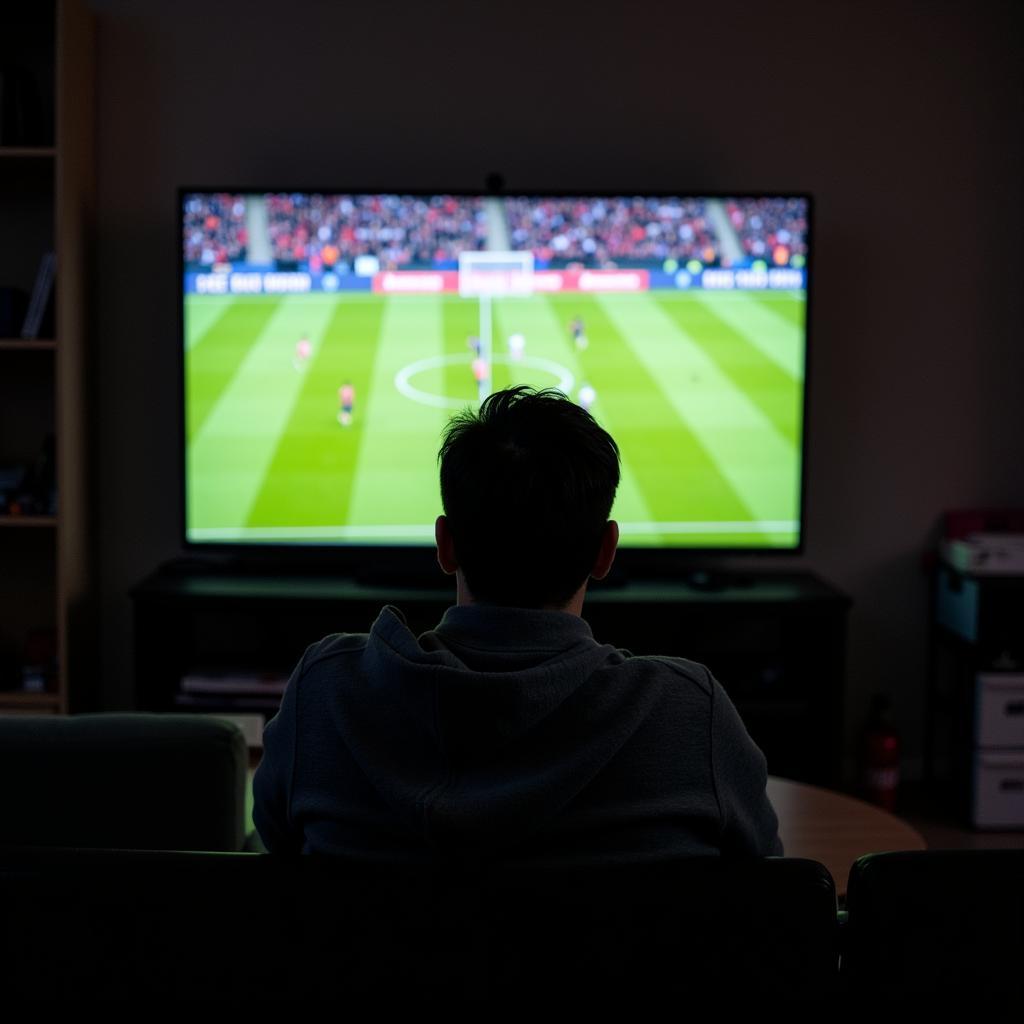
[659,293,803,445]
[245,296,385,529]
[487,295,581,397]
[345,296,449,532]
[600,293,800,525]
[750,290,806,329]
[442,296,547,400]
[443,296,485,405]
[184,294,234,350]
[491,295,575,391]
[186,296,283,443]
[489,296,564,394]
[187,295,336,531]
[691,290,806,379]
[491,296,661,537]
[545,293,756,528]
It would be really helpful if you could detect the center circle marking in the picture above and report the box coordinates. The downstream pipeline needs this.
[394,353,576,409]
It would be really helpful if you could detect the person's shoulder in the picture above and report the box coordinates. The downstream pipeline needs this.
[614,651,714,697]
[299,606,412,673]
[300,631,371,673]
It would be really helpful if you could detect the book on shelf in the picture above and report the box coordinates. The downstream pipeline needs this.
[20,251,55,340]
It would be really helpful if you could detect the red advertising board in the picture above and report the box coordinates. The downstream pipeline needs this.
[372,271,458,294]
[372,268,650,295]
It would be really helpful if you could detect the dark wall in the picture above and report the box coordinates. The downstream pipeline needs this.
[92,0,1023,779]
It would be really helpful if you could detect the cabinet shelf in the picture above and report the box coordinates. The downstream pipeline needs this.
[0,691,61,711]
[0,339,56,350]
[0,147,56,160]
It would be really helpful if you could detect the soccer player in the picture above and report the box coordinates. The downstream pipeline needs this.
[578,382,596,413]
[337,381,355,427]
[570,316,588,351]
[293,335,312,370]
[508,333,525,362]
[472,356,490,403]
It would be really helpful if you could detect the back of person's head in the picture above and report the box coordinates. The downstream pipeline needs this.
[438,386,620,608]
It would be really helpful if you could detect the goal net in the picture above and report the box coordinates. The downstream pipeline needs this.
[458,250,535,298]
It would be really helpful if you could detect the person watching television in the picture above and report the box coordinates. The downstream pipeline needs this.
[253,385,782,862]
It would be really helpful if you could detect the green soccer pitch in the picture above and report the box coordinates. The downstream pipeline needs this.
[184,289,806,548]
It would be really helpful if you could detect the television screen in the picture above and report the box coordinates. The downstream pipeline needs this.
[181,191,809,551]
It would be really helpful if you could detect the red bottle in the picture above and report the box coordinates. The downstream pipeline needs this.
[862,694,900,812]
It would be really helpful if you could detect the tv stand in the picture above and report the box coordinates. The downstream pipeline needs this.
[131,566,850,785]
[591,556,761,590]
[353,563,448,589]
[683,569,755,592]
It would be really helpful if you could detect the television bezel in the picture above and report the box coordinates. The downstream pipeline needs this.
[177,185,813,579]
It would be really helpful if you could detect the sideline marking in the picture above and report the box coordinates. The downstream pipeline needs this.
[189,519,799,541]
[394,353,575,409]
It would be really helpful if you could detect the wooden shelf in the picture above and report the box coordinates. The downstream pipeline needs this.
[0,339,56,350]
[0,691,61,711]
[0,147,56,159]
[0,0,96,718]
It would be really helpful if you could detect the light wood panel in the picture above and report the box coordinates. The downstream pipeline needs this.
[55,0,96,715]
[768,776,927,897]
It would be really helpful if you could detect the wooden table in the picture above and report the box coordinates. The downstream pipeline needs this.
[245,765,925,895]
[768,776,926,896]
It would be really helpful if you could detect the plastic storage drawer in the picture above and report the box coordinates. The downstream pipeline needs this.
[975,674,1024,748]
[972,752,1024,828]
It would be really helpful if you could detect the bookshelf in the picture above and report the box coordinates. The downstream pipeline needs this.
[0,1,95,715]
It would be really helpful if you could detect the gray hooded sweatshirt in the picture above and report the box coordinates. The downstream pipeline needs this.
[253,603,783,864]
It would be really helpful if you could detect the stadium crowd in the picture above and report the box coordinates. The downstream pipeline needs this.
[726,197,809,266]
[266,194,488,270]
[183,193,810,272]
[504,196,720,268]
[183,193,249,266]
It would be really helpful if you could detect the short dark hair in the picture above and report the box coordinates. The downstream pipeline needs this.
[438,386,620,608]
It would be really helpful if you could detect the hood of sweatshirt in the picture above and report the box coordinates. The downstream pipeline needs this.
[331,604,668,858]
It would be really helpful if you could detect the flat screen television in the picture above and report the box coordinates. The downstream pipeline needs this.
[180,189,810,568]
